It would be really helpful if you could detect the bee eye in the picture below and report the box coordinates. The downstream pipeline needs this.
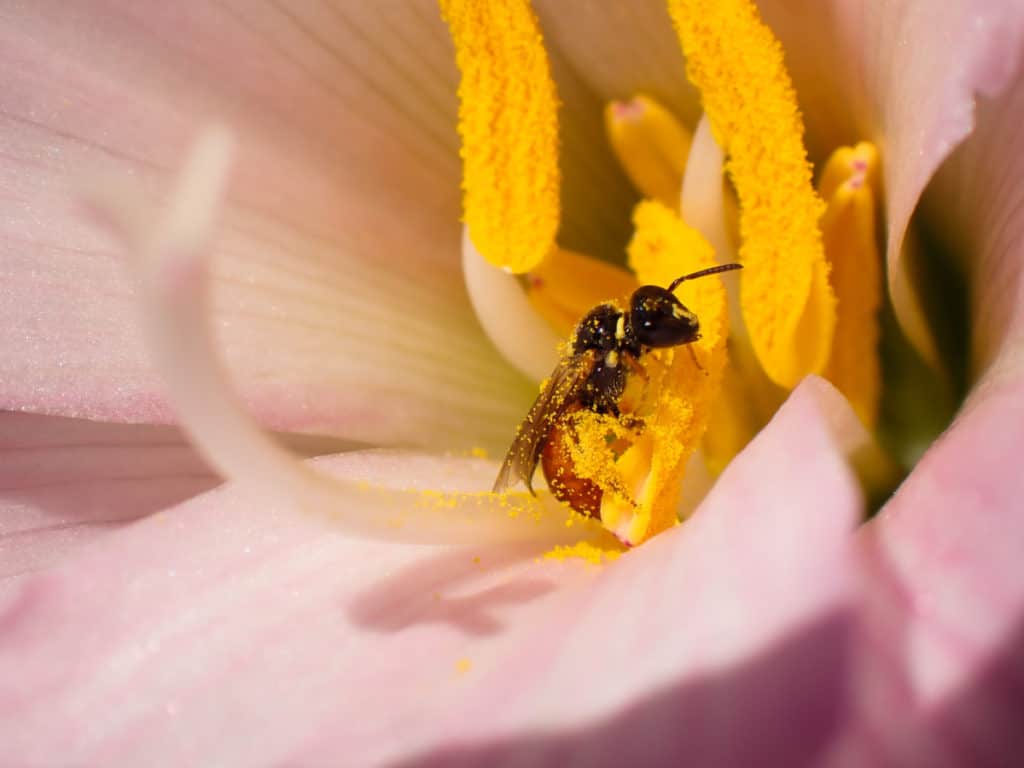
[630,286,700,348]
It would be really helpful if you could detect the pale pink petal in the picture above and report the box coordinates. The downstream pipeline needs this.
[0,410,361,586]
[921,64,1024,376]
[833,357,1024,766]
[0,1,538,450]
[0,378,860,765]
[0,411,218,585]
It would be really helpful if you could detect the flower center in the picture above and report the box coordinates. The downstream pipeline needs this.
[442,0,890,547]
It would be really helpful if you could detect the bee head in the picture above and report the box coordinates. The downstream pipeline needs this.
[628,262,743,348]
[629,285,700,348]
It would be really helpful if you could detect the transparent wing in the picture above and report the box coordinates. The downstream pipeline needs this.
[492,350,595,494]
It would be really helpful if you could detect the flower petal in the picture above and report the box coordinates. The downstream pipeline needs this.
[840,355,1024,764]
[0,1,534,451]
[0,411,218,586]
[0,378,860,764]
[922,64,1024,376]
[0,410,361,587]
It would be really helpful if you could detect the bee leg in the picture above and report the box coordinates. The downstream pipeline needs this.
[686,345,705,374]
[562,418,640,511]
[620,414,646,433]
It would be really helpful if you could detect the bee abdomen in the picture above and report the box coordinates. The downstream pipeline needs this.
[540,406,603,518]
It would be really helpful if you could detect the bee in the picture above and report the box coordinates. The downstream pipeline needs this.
[493,262,743,516]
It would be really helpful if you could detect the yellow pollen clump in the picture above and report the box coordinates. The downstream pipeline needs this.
[525,247,638,337]
[440,0,560,273]
[819,142,883,428]
[544,541,623,564]
[604,95,692,208]
[667,0,836,389]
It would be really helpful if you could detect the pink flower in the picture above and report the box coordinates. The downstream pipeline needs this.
[2,1,1023,764]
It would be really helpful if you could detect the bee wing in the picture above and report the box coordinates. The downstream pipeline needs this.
[492,349,596,494]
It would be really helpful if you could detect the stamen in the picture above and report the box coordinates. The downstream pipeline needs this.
[86,127,611,547]
[667,0,837,389]
[441,0,560,273]
[818,142,881,203]
[525,247,638,338]
[683,113,783,474]
[461,231,563,382]
[680,114,730,260]
[604,95,692,208]
[819,142,883,428]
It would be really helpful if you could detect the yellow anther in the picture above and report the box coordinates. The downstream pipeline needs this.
[440,0,560,273]
[819,143,883,429]
[525,247,638,337]
[818,142,881,202]
[567,200,728,546]
[604,95,693,208]
[667,0,836,389]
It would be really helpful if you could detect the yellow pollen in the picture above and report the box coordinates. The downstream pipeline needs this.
[440,0,560,273]
[606,350,619,367]
[819,142,883,428]
[543,541,623,564]
[525,247,638,337]
[667,0,836,389]
[604,94,693,208]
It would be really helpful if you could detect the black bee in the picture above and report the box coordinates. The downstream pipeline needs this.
[493,262,742,512]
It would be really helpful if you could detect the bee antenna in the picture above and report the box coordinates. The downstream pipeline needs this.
[667,263,743,293]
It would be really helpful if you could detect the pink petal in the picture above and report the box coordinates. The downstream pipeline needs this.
[838,358,1024,765]
[0,411,218,585]
[921,64,1024,374]
[0,379,860,765]
[0,1,535,451]
[0,409,360,586]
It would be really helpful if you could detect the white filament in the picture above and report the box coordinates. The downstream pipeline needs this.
[461,230,562,382]
[681,114,732,260]
[681,113,747,342]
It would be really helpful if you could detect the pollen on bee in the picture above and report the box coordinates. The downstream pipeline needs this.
[541,414,604,518]
[605,350,619,367]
